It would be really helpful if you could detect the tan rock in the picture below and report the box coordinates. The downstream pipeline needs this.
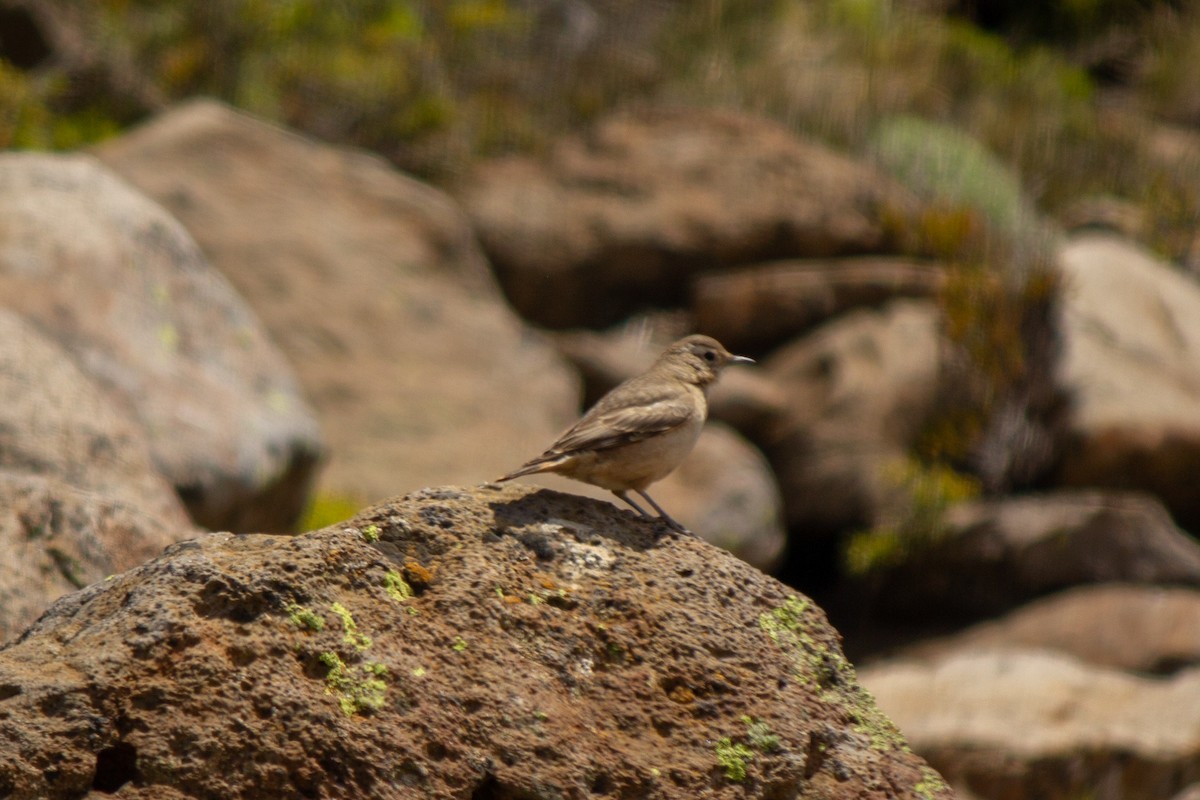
[897,584,1200,674]
[97,100,578,508]
[0,151,322,532]
[763,300,942,534]
[0,309,193,642]
[693,257,946,353]
[867,491,1200,622]
[862,649,1200,800]
[457,107,921,328]
[0,484,954,800]
[1055,232,1200,532]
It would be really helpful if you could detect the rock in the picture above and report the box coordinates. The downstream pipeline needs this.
[457,107,921,329]
[693,257,946,354]
[0,309,193,642]
[861,649,1200,800]
[896,584,1200,675]
[97,100,578,509]
[1054,232,1200,533]
[0,151,322,532]
[763,300,942,535]
[866,491,1200,622]
[0,484,954,800]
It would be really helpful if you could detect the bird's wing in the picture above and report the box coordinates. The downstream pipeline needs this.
[547,390,693,455]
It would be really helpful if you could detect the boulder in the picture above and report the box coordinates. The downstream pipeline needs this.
[861,649,1200,800]
[97,100,578,509]
[0,309,193,642]
[897,584,1200,675]
[0,484,954,800]
[1055,232,1200,533]
[457,107,921,329]
[693,257,946,354]
[763,300,942,535]
[866,491,1200,622]
[0,152,322,532]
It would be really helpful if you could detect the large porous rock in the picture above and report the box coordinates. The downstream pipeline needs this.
[897,584,1200,675]
[1055,232,1200,533]
[864,491,1200,623]
[97,100,578,508]
[763,300,942,536]
[0,152,322,532]
[457,107,921,329]
[861,649,1200,800]
[0,309,194,642]
[0,484,954,800]
[693,257,946,355]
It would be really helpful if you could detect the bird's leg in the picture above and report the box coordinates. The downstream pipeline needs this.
[614,490,653,518]
[635,489,693,535]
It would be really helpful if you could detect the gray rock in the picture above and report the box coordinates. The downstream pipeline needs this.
[763,300,942,535]
[97,100,578,509]
[0,152,322,532]
[0,309,193,642]
[862,649,1200,800]
[868,491,1200,621]
[458,107,921,328]
[1055,232,1200,533]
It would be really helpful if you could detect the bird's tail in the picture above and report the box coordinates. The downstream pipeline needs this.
[494,453,565,483]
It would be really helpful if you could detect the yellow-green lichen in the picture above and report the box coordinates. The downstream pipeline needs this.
[715,737,754,782]
[741,716,781,753]
[361,523,381,543]
[759,596,909,753]
[319,651,388,716]
[451,636,468,652]
[286,602,325,632]
[331,602,372,651]
[915,765,950,799]
[385,569,413,601]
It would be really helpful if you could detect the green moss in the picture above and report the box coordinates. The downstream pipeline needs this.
[331,602,372,651]
[319,651,388,716]
[286,602,325,632]
[715,737,754,782]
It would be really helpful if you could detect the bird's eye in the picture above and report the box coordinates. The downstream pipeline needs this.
[703,350,716,362]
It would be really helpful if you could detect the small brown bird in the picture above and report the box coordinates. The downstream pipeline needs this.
[496,334,754,532]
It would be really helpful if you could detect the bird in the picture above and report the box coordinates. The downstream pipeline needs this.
[495,334,754,532]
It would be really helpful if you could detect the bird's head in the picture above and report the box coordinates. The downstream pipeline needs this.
[658,334,754,386]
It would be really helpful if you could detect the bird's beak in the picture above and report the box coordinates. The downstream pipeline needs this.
[730,354,755,365]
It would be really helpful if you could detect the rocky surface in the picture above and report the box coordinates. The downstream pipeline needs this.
[864,491,1200,622]
[97,100,579,508]
[0,151,322,532]
[693,257,946,354]
[763,300,942,536]
[457,108,921,329]
[0,484,953,800]
[861,649,1200,800]
[0,309,194,642]
[894,584,1200,675]
[1055,232,1200,533]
